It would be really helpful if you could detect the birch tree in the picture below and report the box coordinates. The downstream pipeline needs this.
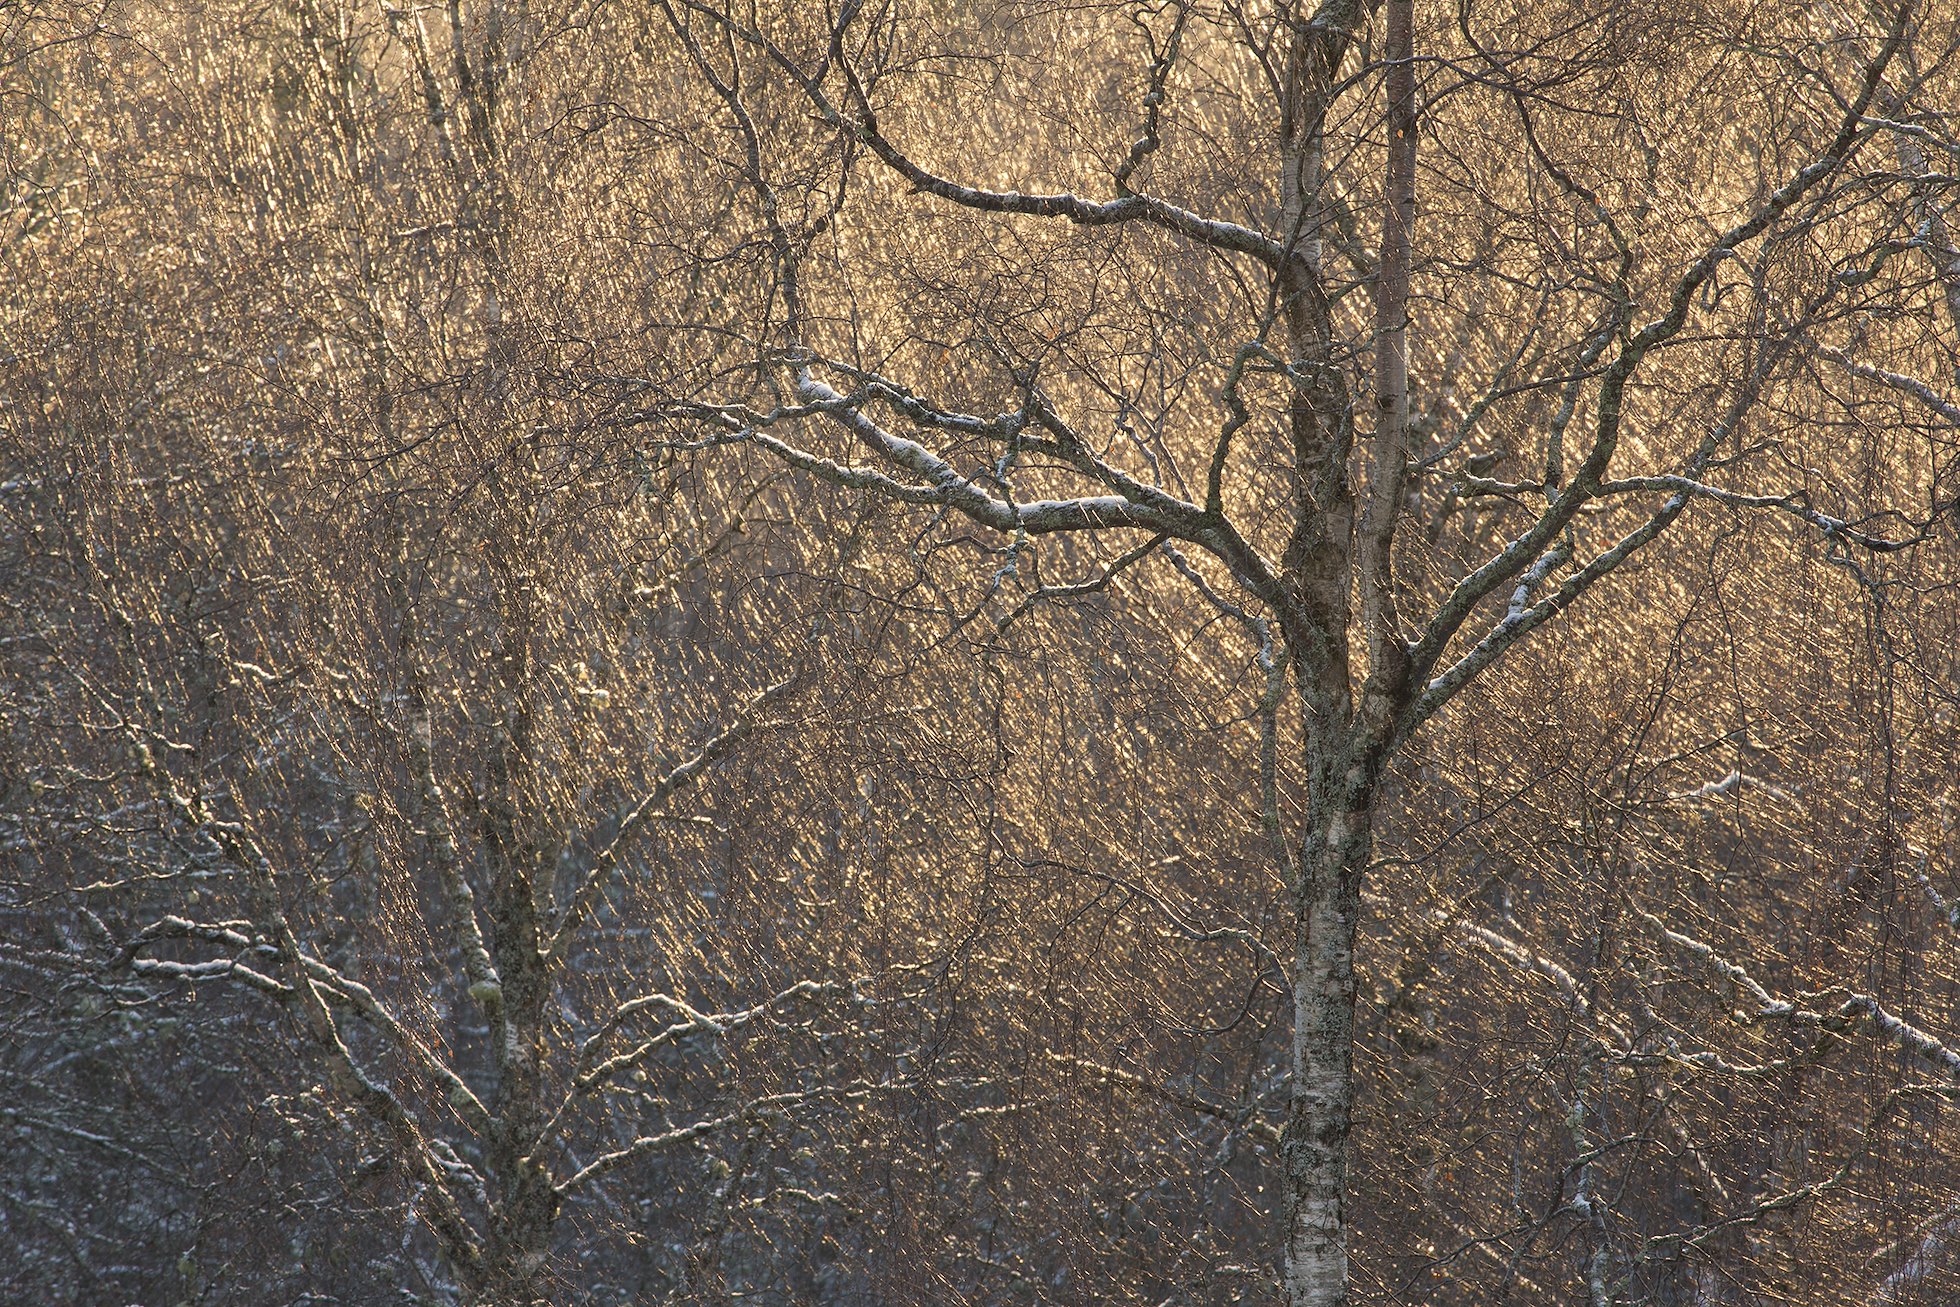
[1,3,959,1300]
[626,1,1960,1303]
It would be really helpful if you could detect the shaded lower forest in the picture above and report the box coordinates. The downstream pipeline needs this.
[5,0,1960,1303]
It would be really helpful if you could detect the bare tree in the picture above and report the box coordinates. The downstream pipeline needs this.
[628,1,1960,1303]
[1,2,972,1300]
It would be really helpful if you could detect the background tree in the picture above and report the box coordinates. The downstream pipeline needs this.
[2,3,991,1300]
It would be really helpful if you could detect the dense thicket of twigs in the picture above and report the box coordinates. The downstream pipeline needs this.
[4,0,1960,1303]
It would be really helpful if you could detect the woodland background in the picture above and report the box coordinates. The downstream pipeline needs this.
[4,0,1960,1303]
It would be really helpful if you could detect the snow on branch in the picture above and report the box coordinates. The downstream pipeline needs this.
[1600,475,1944,553]
[792,373,1191,536]
[554,1079,901,1195]
[1812,344,1960,425]
[1644,910,1960,1084]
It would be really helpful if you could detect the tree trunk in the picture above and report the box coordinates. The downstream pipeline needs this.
[1280,3,1415,1300]
[1283,731,1375,1307]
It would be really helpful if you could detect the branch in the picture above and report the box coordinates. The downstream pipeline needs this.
[684,0,1288,267]
[1045,1050,1281,1144]
[548,676,795,960]
[1598,475,1941,552]
[1400,7,1909,709]
[1643,909,1960,1084]
[539,979,839,1146]
[1813,344,1960,425]
[554,1079,897,1194]
[794,373,1195,535]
